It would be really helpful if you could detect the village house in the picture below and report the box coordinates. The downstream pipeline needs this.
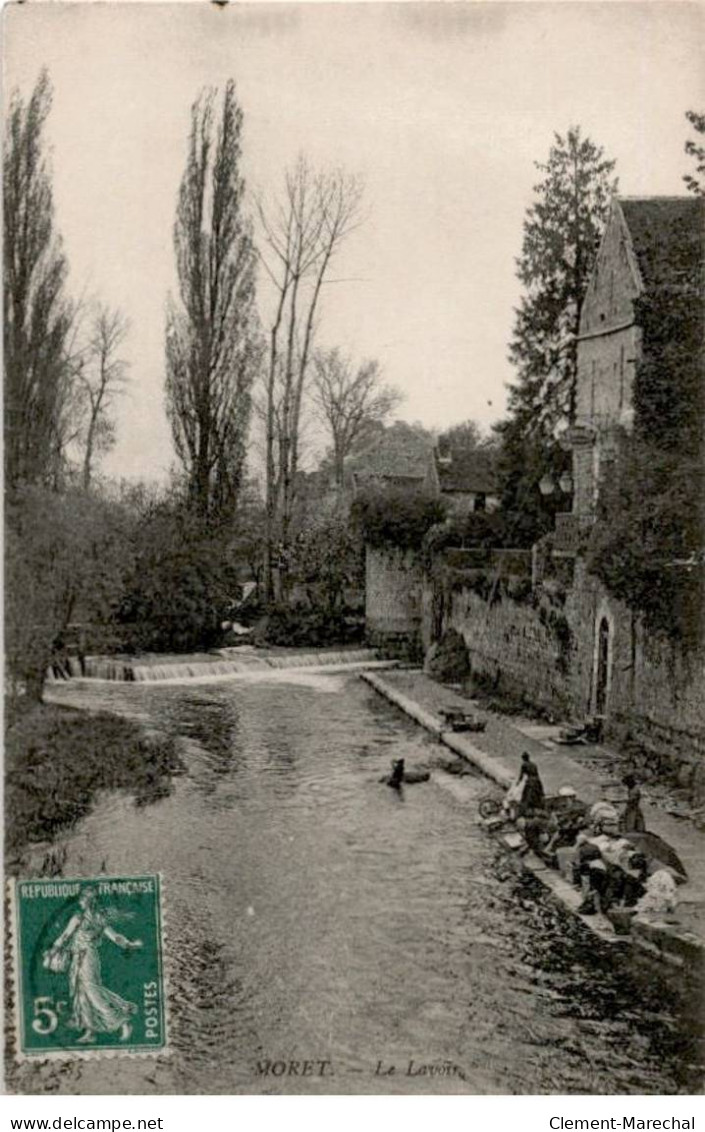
[565,195,703,519]
[354,422,500,654]
[428,440,499,515]
[346,422,433,497]
[553,195,705,745]
[347,421,499,511]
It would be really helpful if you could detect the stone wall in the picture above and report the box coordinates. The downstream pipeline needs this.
[428,580,576,714]
[569,562,705,767]
[365,546,424,657]
[422,558,705,773]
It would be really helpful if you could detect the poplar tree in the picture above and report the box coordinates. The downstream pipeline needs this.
[165,80,261,524]
[4,69,74,490]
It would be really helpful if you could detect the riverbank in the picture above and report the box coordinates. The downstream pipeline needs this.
[5,701,183,865]
[361,669,705,971]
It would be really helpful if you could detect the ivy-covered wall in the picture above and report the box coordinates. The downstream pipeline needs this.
[421,557,705,772]
[421,573,577,714]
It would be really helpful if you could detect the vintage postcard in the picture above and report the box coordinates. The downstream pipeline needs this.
[3,0,704,1097]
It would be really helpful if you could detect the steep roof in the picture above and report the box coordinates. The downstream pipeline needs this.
[435,446,496,494]
[618,196,704,296]
[347,424,432,483]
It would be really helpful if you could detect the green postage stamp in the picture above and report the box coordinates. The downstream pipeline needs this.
[11,874,167,1060]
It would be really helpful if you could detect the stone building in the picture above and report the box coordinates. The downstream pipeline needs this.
[357,426,499,652]
[566,195,703,522]
[559,195,704,729]
[428,441,499,515]
[422,195,704,781]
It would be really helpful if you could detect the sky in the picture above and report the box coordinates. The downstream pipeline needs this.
[4,1,704,484]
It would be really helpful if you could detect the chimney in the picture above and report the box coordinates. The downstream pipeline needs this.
[437,440,452,467]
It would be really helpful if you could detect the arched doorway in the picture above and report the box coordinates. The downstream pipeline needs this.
[595,616,611,716]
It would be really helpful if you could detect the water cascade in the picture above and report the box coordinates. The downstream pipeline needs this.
[47,648,384,683]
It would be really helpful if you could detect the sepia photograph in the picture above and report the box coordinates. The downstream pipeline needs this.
[3,0,704,1098]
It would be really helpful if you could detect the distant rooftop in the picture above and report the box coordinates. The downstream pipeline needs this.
[434,444,497,495]
[347,424,432,483]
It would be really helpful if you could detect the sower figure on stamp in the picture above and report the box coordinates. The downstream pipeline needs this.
[44,886,143,1044]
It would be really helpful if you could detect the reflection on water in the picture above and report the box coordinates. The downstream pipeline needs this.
[11,672,704,1095]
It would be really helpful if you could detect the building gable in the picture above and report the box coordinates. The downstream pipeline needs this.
[579,200,642,337]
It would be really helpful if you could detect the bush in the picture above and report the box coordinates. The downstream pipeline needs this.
[252,604,363,648]
[118,500,239,654]
[6,703,183,859]
[5,486,129,700]
[587,439,703,649]
[352,486,447,550]
[288,516,364,613]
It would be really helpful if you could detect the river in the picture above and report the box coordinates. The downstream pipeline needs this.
[10,669,703,1095]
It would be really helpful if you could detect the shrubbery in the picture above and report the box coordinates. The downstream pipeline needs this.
[117,499,240,654]
[252,604,363,648]
[6,703,183,859]
[352,486,447,550]
[5,486,129,700]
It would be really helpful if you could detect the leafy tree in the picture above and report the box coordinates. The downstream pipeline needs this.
[508,127,617,431]
[118,494,238,654]
[311,348,402,488]
[290,514,364,613]
[166,80,262,525]
[684,110,705,196]
[497,127,616,545]
[4,70,75,490]
[5,486,129,701]
[227,479,267,589]
[588,441,702,647]
[492,417,569,548]
[437,419,483,451]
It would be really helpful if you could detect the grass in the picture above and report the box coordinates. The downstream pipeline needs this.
[5,700,184,862]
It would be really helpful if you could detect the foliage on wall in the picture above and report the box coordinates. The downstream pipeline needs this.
[587,247,704,649]
[352,486,447,550]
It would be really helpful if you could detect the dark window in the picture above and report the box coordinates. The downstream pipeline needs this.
[473,493,486,512]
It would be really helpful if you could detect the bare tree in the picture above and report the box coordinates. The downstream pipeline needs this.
[165,80,261,525]
[257,156,363,597]
[311,348,403,489]
[77,305,130,488]
[4,69,75,491]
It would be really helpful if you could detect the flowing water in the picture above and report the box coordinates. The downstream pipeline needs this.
[11,671,704,1095]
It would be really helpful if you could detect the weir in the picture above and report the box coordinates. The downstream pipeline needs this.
[47,648,383,683]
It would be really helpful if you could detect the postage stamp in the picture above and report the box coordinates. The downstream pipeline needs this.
[11,874,167,1060]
